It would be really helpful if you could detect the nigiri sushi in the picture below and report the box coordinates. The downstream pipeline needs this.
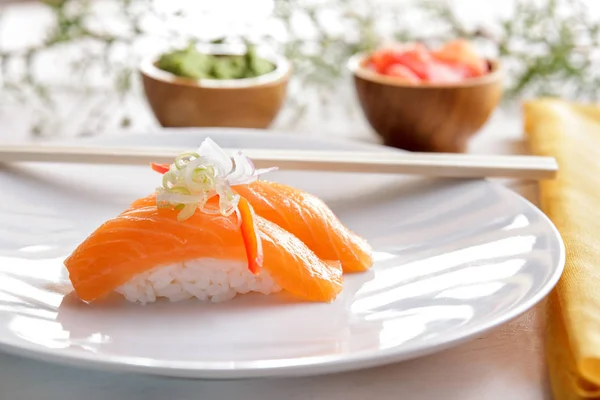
[63,138,371,304]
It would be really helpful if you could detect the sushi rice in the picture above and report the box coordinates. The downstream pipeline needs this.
[115,259,281,304]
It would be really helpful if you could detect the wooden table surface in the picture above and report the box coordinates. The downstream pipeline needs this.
[0,2,551,399]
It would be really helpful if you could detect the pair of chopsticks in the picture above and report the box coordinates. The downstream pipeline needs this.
[0,144,558,180]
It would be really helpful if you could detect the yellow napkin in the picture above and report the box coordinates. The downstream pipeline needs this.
[524,98,600,399]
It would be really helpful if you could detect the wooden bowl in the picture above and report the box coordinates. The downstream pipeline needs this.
[140,44,291,129]
[348,53,503,152]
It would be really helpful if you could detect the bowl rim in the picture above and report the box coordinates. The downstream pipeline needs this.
[347,51,503,88]
[140,43,292,89]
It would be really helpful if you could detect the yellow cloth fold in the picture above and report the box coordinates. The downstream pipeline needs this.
[524,98,600,399]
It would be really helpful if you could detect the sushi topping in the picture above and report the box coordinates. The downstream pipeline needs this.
[237,197,264,275]
[153,137,277,222]
[151,138,274,273]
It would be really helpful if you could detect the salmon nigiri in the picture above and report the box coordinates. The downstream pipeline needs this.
[64,196,343,303]
[63,138,351,304]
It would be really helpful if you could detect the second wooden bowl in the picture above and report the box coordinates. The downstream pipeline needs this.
[140,44,292,129]
[348,53,504,153]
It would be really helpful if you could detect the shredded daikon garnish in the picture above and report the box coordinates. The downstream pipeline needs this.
[156,138,277,221]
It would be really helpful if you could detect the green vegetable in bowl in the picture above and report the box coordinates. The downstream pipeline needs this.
[156,43,276,80]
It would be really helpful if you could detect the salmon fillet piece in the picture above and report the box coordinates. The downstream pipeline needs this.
[235,181,373,272]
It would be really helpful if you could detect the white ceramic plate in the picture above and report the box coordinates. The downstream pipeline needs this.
[0,128,564,379]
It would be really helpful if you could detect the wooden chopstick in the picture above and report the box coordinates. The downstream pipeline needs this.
[0,144,558,180]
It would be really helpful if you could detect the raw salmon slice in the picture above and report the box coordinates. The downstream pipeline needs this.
[234,181,374,273]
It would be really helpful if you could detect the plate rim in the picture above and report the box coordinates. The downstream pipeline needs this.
[0,128,566,379]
